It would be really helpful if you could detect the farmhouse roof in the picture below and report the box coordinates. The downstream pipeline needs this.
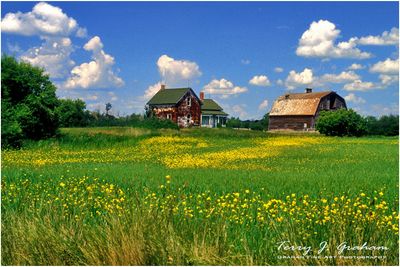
[201,99,228,116]
[147,88,197,105]
[269,91,333,116]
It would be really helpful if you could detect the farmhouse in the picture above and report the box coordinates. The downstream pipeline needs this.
[147,85,201,127]
[199,92,228,128]
[268,88,347,131]
[146,85,228,128]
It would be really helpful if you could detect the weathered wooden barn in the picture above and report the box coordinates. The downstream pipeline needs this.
[268,88,347,131]
[146,85,201,127]
[199,92,228,128]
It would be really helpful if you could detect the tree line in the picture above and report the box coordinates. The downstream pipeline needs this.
[1,55,398,148]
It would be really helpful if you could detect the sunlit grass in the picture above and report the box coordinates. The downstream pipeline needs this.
[1,127,398,265]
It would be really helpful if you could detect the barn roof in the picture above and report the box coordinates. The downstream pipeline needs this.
[147,88,193,105]
[201,99,228,116]
[269,91,333,116]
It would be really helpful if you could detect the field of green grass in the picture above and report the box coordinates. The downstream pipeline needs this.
[1,127,399,265]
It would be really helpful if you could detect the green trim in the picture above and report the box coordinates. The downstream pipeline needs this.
[202,110,228,116]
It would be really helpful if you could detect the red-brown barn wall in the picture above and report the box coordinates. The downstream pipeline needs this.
[268,115,315,131]
[176,94,201,127]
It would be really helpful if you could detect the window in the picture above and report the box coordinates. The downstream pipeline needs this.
[187,114,191,124]
[304,123,307,129]
[166,114,172,120]
[187,97,191,106]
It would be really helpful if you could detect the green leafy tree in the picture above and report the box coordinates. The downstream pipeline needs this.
[1,55,59,147]
[56,99,88,127]
[316,109,367,137]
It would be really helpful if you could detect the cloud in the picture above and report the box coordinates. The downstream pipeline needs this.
[344,93,366,104]
[285,68,313,90]
[371,103,399,116]
[64,36,124,89]
[157,55,201,85]
[319,71,360,84]
[358,28,399,46]
[258,99,269,110]
[203,78,248,98]
[20,37,74,78]
[369,58,399,74]
[347,63,364,70]
[241,59,251,65]
[1,2,85,38]
[296,20,371,59]
[143,82,163,101]
[230,104,248,118]
[379,74,399,86]
[343,80,376,91]
[249,75,271,86]
[274,67,284,73]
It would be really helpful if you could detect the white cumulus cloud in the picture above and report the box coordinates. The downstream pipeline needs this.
[21,37,74,79]
[344,93,366,104]
[258,99,269,110]
[1,2,85,38]
[296,20,371,59]
[358,28,399,46]
[370,58,399,74]
[203,78,248,98]
[347,63,364,70]
[274,67,284,73]
[249,75,271,87]
[319,71,360,84]
[343,80,376,91]
[157,55,201,85]
[285,68,313,90]
[64,36,124,89]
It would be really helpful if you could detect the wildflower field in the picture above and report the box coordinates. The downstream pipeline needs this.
[1,127,399,265]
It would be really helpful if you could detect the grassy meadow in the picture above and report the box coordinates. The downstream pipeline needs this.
[1,127,399,265]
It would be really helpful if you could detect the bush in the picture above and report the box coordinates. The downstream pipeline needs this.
[316,109,367,137]
[1,55,60,147]
[56,99,89,127]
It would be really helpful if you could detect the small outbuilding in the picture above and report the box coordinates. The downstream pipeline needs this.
[268,88,347,131]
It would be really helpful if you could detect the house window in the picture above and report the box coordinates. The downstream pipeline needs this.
[304,123,307,129]
[166,114,172,120]
[202,115,209,125]
[187,97,191,107]
[187,114,191,124]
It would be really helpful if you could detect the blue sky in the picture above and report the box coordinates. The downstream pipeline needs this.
[1,1,399,119]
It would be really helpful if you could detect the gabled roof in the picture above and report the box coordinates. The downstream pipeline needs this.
[269,91,333,116]
[147,88,194,105]
[201,99,228,116]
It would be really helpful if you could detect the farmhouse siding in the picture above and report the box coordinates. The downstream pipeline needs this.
[269,115,315,130]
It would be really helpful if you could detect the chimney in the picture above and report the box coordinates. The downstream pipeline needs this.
[305,88,312,93]
[160,84,166,90]
[200,91,205,101]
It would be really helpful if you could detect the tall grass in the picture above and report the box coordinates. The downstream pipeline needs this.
[1,127,398,265]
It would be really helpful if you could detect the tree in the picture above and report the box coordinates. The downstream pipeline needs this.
[316,109,367,137]
[56,99,88,127]
[1,55,60,147]
[105,102,112,116]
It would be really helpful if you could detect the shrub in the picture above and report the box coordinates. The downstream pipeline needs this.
[316,109,367,137]
[1,55,60,147]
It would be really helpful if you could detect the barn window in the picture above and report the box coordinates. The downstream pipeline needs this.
[187,114,191,124]
[187,97,191,106]
[304,123,307,129]
[166,114,172,120]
